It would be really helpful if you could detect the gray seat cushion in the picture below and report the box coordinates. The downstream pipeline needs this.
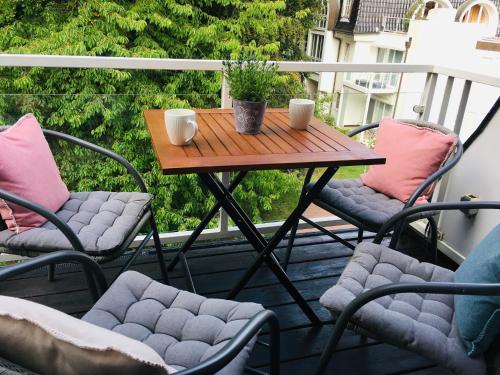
[0,192,152,257]
[83,271,264,374]
[308,178,405,230]
[320,242,486,375]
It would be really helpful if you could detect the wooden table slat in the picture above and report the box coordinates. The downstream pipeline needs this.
[216,114,269,155]
[260,122,298,154]
[269,112,337,152]
[144,109,385,174]
[265,114,323,153]
[202,113,244,156]
[262,116,312,153]
[197,114,231,156]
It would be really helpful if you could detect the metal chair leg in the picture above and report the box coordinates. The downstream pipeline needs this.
[268,311,281,375]
[283,221,299,271]
[150,214,169,285]
[427,216,438,263]
[48,263,55,282]
[357,228,364,243]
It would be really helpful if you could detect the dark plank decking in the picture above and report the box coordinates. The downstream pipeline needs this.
[0,231,451,374]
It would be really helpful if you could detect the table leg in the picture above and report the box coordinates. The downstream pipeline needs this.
[227,166,340,322]
[283,168,315,270]
[199,170,341,325]
[168,171,248,272]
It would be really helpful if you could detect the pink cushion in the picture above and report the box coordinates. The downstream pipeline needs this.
[0,114,69,233]
[360,118,457,204]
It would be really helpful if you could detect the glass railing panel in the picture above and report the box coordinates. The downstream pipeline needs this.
[0,67,225,235]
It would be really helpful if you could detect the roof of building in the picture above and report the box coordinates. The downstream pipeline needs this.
[335,0,500,34]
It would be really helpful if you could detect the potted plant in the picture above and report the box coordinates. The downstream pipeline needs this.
[223,54,279,134]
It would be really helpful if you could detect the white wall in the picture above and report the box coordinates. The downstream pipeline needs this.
[339,86,367,125]
[395,8,500,133]
[318,31,339,93]
[439,106,500,259]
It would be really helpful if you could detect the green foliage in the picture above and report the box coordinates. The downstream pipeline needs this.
[314,92,336,127]
[0,0,320,232]
[223,54,279,102]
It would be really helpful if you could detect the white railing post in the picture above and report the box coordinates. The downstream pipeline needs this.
[420,72,438,121]
[438,76,455,125]
[219,74,232,234]
[454,80,472,135]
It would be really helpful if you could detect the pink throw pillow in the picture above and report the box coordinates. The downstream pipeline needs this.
[0,114,69,233]
[360,118,457,204]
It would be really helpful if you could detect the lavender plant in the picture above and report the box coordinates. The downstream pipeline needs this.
[223,54,279,103]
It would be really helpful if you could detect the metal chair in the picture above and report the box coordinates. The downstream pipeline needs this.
[0,251,280,375]
[315,201,500,375]
[284,120,463,268]
[0,126,168,283]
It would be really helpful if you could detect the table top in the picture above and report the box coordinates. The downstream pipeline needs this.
[144,108,384,174]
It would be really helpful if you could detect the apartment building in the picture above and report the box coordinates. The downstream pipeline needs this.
[307,0,500,135]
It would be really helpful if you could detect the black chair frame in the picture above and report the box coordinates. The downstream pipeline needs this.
[0,128,168,283]
[284,121,464,268]
[0,250,280,375]
[315,200,500,375]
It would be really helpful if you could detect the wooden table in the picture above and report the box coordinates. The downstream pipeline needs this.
[145,108,384,324]
[145,109,383,174]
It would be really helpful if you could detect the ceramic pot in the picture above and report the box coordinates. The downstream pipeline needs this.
[233,100,267,134]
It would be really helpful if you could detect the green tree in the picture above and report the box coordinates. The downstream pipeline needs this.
[0,0,320,231]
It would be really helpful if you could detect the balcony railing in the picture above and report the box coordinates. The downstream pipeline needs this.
[382,17,410,33]
[0,54,499,260]
[344,72,400,93]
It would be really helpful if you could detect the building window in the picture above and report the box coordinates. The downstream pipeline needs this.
[308,32,325,61]
[375,48,404,87]
[340,0,354,22]
[317,0,329,29]
[456,1,499,36]
[459,4,490,24]
[367,99,393,124]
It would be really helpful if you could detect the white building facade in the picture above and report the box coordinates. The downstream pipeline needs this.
[307,0,500,137]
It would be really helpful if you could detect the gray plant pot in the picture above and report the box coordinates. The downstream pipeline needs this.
[233,99,267,134]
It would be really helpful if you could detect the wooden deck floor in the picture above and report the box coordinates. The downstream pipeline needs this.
[0,230,454,374]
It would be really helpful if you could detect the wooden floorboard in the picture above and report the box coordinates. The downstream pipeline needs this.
[0,230,447,374]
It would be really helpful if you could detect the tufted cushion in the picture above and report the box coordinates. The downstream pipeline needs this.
[320,242,486,375]
[308,178,405,230]
[83,271,264,374]
[0,295,175,375]
[0,192,152,256]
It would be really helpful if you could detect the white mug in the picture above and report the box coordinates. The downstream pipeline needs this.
[165,109,198,146]
[289,99,315,130]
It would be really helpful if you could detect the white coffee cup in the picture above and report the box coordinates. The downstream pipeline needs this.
[289,99,315,130]
[165,109,198,146]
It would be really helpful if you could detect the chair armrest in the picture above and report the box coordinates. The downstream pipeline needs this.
[175,310,280,375]
[0,188,85,253]
[0,250,108,301]
[373,200,500,244]
[404,139,464,208]
[42,129,148,193]
[346,122,379,138]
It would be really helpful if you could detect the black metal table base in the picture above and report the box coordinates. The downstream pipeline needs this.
[169,167,340,325]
